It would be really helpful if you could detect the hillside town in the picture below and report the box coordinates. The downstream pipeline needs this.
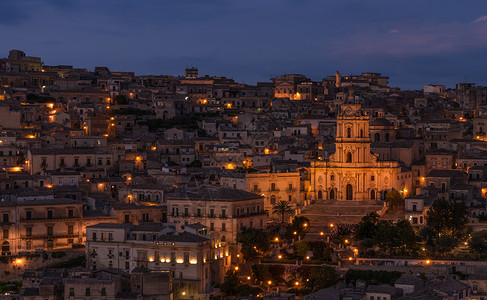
[1,49,487,299]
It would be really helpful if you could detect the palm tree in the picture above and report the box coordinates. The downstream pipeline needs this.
[272,200,294,224]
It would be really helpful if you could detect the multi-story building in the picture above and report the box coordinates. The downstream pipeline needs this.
[166,184,266,244]
[0,198,83,255]
[309,103,403,201]
[27,148,114,175]
[86,222,227,300]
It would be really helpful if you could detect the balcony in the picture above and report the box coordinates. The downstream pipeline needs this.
[20,216,79,223]
[21,233,78,240]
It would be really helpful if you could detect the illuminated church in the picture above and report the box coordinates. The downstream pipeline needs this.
[309,103,401,201]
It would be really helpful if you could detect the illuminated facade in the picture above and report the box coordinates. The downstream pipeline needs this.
[86,222,228,299]
[309,103,403,201]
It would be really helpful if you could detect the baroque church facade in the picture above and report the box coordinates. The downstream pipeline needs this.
[309,103,402,202]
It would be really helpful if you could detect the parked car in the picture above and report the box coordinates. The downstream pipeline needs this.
[35,249,46,254]
[18,251,30,255]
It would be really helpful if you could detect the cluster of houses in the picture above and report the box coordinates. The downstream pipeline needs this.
[2,48,487,299]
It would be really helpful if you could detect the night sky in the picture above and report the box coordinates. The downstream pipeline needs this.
[2,0,487,89]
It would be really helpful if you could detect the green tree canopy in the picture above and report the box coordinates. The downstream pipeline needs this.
[470,230,487,253]
[272,200,294,223]
[385,190,403,209]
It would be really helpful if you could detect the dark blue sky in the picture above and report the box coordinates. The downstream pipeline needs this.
[2,0,487,89]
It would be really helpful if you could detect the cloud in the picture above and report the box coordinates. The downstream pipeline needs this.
[326,20,487,57]
[475,15,487,23]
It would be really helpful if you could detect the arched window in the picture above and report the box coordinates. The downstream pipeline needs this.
[271,183,276,191]
[347,127,351,138]
[370,189,376,200]
[360,129,363,138]
[270,195,276,205]
[330,189,335,199]
[385,133,390,142]
[371,175,375,181]
[346,152,352,163]
[374,133,380,142]
[331,174,335,181]
[317,190,323,200]
[346,184,353,200]
[1,241,9,254]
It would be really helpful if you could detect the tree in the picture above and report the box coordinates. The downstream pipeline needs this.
[470,230,487,253]
[448,199,469,236]
[304,266,338,292]
[236,228,270,260]
[220,270,241,296]
[426,198,468,238]
[426,198,450,238]
[272,200,294,223]
[385,190,403,210]
[295,242,309,259]
[355,212,379,240]
[375,220,393,251]
[395,220,417,251]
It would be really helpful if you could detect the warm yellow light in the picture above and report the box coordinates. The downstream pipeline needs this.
[12,167,21,172]
[182,292,186,296]
[267,281,272,285]
[151,146,157,151]
[426,260,430,265]
[106,106,110,109]
[293,231,297,235]
[15,259,22,264]
[110,117,114,120]
[247,276,251,280]
[274,237,279,242]
[330,223,334,227]
[127,177,131,181]
[295,281,299,286]
[303,223,308,227]
[176,259,184,264]
[26,135,36,139]
[226,163,234,170]
[235,266,239,271]
[306,256,310,260]
[264,148,270,155]
[149,257,154,262]
[136,156,142,161]
[226,103,232,108]
[190,259,197,264]
[111,123,115,126]
[237,254,240,258]
[48,103,54,108]
[344,239,349,243]
[354,249,358,253]
[348,257,353,261]
[278,255,282,259]
[46,184,53,188]
[320,232,324,236]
